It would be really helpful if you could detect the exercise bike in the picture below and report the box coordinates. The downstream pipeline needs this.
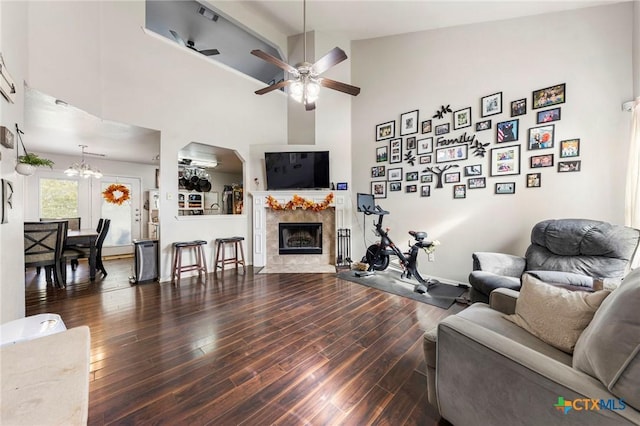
[358,195,437,294]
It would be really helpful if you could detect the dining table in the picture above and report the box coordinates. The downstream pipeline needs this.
[66,228,99,281]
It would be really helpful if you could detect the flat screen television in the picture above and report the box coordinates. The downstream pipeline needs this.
[265,151,330,190]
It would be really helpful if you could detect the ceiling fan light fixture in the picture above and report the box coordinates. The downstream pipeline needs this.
[65,145,102,179]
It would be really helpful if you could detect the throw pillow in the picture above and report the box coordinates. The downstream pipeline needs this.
[573,267,640,411]
[504,274,610,354]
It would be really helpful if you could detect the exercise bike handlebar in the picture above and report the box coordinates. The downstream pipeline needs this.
[362,205,389,216]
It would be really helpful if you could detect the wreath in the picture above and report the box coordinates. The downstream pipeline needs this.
[266,193,334,212]
[103,184,130,205]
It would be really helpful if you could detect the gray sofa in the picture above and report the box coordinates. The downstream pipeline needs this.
[468,218,640,303]
[423,267,640,426]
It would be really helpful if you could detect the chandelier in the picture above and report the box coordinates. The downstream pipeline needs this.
[64,145,102,179]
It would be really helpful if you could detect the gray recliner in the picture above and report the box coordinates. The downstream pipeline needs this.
[468,219,640,303]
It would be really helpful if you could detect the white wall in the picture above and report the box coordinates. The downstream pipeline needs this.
[634,1,640,99]
[0,1,28,322]
[351,3,635,284]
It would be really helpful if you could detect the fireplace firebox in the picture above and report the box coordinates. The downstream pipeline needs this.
[279,222,322,255]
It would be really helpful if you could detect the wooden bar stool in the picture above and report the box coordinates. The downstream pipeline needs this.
[172,240,208,283]
[214,237,245,272]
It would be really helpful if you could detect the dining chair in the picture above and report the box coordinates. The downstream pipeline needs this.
[67,219,110,277]
[24,221,66,287]
[40,217,81,231]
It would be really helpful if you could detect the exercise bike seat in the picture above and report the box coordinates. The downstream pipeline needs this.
[409,230,428,241]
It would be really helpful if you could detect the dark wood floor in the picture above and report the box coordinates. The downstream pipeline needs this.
[25,258,464,425]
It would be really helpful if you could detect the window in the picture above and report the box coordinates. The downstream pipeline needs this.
[39,178,79,218]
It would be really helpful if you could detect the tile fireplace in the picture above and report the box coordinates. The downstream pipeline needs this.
[279,222,323,255]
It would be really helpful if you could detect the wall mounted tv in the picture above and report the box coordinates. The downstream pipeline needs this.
[265,151,330,190]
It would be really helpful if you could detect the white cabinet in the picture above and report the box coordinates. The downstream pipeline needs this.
[178,191,204,215]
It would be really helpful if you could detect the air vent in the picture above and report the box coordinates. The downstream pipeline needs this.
[198,6,219,22]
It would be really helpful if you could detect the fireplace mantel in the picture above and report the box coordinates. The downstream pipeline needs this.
[251,191,348,267]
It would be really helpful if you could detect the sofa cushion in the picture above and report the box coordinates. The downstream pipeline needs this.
[505,274,610,354]
[468,271,521,297]
[573,267,640,411]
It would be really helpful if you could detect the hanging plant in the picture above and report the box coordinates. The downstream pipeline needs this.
[103,184,130,205]
[14,124,54,176]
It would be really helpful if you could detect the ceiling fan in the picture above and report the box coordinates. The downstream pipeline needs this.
[250,0,360,111]
[170,30,220,56]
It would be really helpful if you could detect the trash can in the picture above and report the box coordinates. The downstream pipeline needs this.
[132,239,158,284]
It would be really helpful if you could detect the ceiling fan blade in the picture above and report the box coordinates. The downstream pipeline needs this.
[169,30,187,47]
[319,78,361,96]
[311,47,348,75]
[255,79,293,95]
[199,49,220,56]
[251,50,298,75]
[305,102,316,111]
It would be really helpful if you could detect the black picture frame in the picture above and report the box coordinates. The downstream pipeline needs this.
[371,165,386,178]
[434,123,450,136]
[406,136,417,150]
[405,184,417,193]
[417,137,433,155]
[490,145,521,176]
[376,145,388,163]
[511,98,527,117]
[389,182,402,192]
[436,145,468,163]
[475,120,492,131]
[560,139,580,158]
[453,184,466,199]
[468,177,486,189]
[388,167,403,181]
[376,121,395,141]
[528,124,555,150]
[532,83,566,110]
[558,160,581,172]
[444,172,460,183]
[389,138,402,164]
[481,92,502,117]
[530,153,554,168]
[464,164,482,176]
[400,110,419,136]
[496,119,519,144]
[406,171,419,181]
[453,107,472,130]
[526,173,541,188]
[421,120,432,134]
[421,185,431,197]
[371,181,387,199]
[495,182,516,194]
[536,107,561,124]
[419,155,432,165]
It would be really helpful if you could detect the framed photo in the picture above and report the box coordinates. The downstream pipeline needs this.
[421,120,432,134]
[371,165,385,178]
[495,182,516,194]
[528,124,555,150]
[444,172,460,183]
[468,177,486,189]
[376,145,388,163]
[417,137,433,155]
[490,145,521,176]
[464,164,482,176]
[453,107,472,130]
[406,171,419,181]
[400,110,419,136]
[536,107,561,124]
[532,83,565,109]
[558,160,581,172]
[421,185,431,197]
[405,184,417,193]
[421,174,433,183]
[475,120,491,131]
[560,139,580,158]
[389,182,402,192]
[436,145,468,163]
[481,92,502,117]
[511,98,527,117]
[530,153,554,168]
[406,137,417,150]
[496,119,519,143]
[371,181,387,199]
[419,155,432,164]
[388,167,403,181]
[526,173,541,188]
[435,123,450,136]
[453,184,466,199]
[389,138,402,164]
[376,121,395,141]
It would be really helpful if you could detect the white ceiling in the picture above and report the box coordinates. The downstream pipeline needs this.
[23,0,615,168]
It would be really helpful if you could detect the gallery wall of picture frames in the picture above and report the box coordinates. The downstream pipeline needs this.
[371,82,580,199]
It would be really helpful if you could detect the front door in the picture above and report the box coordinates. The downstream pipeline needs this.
[92,177,142,257]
